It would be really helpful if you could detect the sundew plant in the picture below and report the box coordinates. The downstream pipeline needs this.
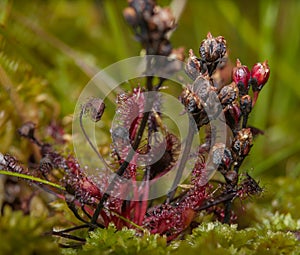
[0,1,300,254]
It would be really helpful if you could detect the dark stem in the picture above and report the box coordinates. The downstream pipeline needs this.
[224,169,240,222]
[30,137,43,147]
[155,77,166,91]
[66,200,90,224]
[242,114,248,129]
[90,67,155,228]
[165,117,196,203]
[51,224,90,234]
[52,231,86,243]
[197,191,236,211]
[223,200,232,223]
[81,205,93,220]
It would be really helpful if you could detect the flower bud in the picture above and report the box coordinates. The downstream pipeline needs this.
[224,103,241,130]
[232,59,250,94]
[250,60,270,91]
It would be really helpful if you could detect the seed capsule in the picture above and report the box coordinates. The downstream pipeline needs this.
[232,128,253,158]
[240,95,252,115]
[185,49,202,80]
[250,60,270,91]
[232,59,250,94]
[223,103,241,131]
[199,32,226,63]
[17,122,36,139]
[83,98,105,122]
[211,143,233,171]
[218,82,238,106]
[40,157,54,176]
[123,7,139,27]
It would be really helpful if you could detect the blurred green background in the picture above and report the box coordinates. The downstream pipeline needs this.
[0,0,300,189]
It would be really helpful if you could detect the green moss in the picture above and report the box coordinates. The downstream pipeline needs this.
[62,216,299,255]
[0,207,59,255]
[176,220,299,255]
[62,224,168,255]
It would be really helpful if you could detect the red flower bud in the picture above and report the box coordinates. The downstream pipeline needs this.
[250,60,270,90]
[232,59,250,92]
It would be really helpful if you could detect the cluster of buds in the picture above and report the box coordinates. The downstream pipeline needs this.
[123,0,184,60]
[233,59,270,105]
[185,32,227,78]
[182,32,269,221]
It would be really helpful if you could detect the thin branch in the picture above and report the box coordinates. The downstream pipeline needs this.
[52,231,86,243]
[52,224,90,234]
[196,192,236,211]
[90,62,155,228]
[166,117,195,203]
[79,110,110,171]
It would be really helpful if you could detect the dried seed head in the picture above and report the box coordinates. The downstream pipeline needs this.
[232,128,253,157]
[211,143,233,170]
[250,60,270,91]
[218,82,238,106]
[39,157,54,176]
[123,7,139,27]
[240,95,252,115]
[199,32,226,63]
[149,7,175,33]
[232,59,250,93]
[17,122,36,139]
[185,49,202,80]
[83,98,105,122]
[129,0,155,17]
